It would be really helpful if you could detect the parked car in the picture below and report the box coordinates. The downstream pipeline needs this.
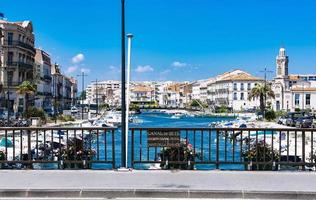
[312,121,316,128]
[285,112,305,127]
[71,106,79,114]
[277,116,287,125]
[295,116,314,128]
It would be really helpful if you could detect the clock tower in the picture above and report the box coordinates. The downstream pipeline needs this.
[276,47,289,78]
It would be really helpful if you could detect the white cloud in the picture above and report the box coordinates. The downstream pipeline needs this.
[135,65,154,73]
[80,68,90,73]
[160,69,171,75]
[172,61,187,68]
[72,53,85,63]
[109,65,116,70]
[66,66,78,73]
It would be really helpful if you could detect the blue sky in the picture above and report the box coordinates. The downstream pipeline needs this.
[2,0,316,90]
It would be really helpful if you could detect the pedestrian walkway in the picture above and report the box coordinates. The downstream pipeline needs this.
[0,170,316,199]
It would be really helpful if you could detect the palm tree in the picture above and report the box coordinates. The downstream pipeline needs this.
[17,81,36,113]
[248,83,275,115]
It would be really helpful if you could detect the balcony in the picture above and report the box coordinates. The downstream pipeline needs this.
[41,74,52,82]
[7,40,36,54]
[6,62,34,70]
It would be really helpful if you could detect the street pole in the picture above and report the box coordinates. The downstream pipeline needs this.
[121,0,127,169]
[54,75,57,124]
[125,33,133,168]
[77,71,88,120]
[95,79,99,115]
[302,81,305,111]
[260,67,273,118]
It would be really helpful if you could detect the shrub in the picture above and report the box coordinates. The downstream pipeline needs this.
[275,110,286,118]
[58,137,95,169]
[243,141,279,170]
[0,150,4,168]
[159,139,200,170]
[265,109,276,121]
[57,115,75,122]
[295,108,301,112]
[23,106,46,121]
[0,151,5,160]
[217,105,229,113]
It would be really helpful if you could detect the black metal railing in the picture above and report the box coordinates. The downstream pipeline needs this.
[0,127,116,169]
[6,62,34,70]
[6,40,36,53]
[1,127,316,170]
[130,127,316,170]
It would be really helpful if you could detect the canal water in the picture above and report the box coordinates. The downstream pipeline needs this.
[91,111,244,170]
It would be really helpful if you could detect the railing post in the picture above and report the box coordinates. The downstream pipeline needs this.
[216,130,219,169]
[302,130,306,171]
[27,130,32,169]
[131,129,134,169]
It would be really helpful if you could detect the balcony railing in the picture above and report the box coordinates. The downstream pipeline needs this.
[6,40,36,54]
[0,127,315,170]
[6,62,34,70]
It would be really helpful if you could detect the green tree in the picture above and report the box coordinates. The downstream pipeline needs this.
[17,81,36,113]
[248,84,275,115]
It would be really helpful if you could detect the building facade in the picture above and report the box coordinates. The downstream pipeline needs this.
[207,70,264,111]
[0,19,35,114]
[34,48,52,111]
[272,48,316,111]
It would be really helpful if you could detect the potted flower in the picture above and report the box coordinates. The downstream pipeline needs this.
[0,150,5,169]
[58,137,96,169]
[159,139,200,170]
[243,141,279,170]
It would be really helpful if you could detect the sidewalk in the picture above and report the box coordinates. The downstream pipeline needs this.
[0,170,316,199]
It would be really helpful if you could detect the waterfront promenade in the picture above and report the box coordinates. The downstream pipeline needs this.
[1,170,316,199]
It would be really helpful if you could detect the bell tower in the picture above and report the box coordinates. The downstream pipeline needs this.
[276,47,289,78]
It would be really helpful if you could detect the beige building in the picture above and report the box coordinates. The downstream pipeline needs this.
[0,19,35,114]
[34,48,52,111]
[207,70,264,111]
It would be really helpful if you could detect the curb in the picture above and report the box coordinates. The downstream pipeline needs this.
[1,189,316,199]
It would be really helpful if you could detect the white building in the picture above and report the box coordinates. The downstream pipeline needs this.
[130,85,154,103]
[86,80,121,106]
[207,70,264,111]
[272,48,316,111]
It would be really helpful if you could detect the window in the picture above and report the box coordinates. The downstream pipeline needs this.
[7,71,13,86]
[233,83,237,91]
[295,94,300,106]
[240,83,244,91]
[7,32,13,45]
[240,92,244,100]
[7,52,13,64]
[306,94,311,105]
[233,92,237,100]
[247,83,251,90]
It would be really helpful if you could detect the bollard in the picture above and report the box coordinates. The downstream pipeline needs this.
[248,161,252,171]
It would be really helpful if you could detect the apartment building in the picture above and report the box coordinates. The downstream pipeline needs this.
[130,85,154,104]
[0,19,35,113]
[86,80,121,106]
[34,48,52,111]
[207,70,264,111]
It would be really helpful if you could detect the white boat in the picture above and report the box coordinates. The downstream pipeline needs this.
[92,119,114,127]
[103,111,122,127]
[171,113,183,119]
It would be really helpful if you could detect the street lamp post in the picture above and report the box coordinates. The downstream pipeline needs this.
[121,0,127,169]
[77,71,87,120]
